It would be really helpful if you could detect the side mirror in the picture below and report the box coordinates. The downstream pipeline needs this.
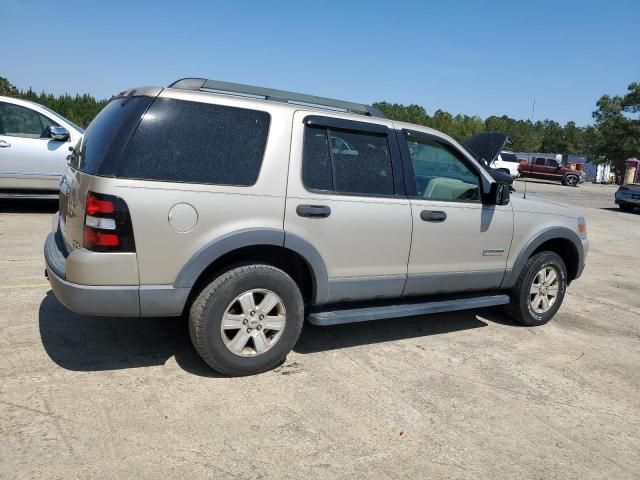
[48,126,70,142]
[484,182,510,206]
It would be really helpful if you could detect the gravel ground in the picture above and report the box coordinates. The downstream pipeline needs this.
[0,181,638,479]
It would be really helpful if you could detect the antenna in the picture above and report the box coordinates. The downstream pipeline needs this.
[523,99,535,199]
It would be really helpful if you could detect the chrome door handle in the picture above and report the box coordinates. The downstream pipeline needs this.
[0,140,11,148]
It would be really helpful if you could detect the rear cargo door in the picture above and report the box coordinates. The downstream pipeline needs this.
[58,92,158,250]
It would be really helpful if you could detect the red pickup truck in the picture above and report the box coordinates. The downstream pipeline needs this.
[518,157,585,186]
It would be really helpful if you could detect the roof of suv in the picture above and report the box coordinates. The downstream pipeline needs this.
[160,84,457,149]
[168,77,389,119]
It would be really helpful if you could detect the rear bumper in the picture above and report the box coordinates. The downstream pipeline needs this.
[44,231,189,317]
[45,232,140,316]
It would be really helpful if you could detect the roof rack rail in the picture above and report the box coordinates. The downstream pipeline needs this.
[168,78,388,119]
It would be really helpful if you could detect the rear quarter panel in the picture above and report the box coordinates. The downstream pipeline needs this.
[88,99,293,286]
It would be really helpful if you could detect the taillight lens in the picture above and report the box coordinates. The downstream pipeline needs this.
[86,195,115,215]
[83,192,135,252]
[84,228,120,247]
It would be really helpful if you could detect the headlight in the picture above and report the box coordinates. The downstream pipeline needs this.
[577,217,587,239]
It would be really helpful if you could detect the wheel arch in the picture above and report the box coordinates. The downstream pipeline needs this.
[174,228,329,307]
[502,227,584,288]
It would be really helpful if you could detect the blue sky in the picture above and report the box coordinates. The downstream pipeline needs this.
[2,0,638,126]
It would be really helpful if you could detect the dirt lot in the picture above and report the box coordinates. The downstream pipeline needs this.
[1,180,638,479]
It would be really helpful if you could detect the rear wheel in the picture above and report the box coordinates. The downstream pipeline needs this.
[504,251,567,326]
[563,175,579,187]
[189,265,304,376]
[619,203,635,212]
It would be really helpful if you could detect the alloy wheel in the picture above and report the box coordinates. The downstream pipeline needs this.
[220,289,287,357]
[529,266,560,314]
[565,176,578,186]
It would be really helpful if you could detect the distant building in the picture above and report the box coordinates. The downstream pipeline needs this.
[625,158,640,184]
[568,154,612,183]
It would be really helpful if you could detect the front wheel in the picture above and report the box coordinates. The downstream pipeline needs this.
[563,175,579,187]
[504,251,567,326]
[189,265,304,376]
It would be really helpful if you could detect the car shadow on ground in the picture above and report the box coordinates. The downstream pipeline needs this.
[601,207,638,214]
[39,291,518,377]
[38,291,223,378]
[514,178,563,187]
[0,199,58,213]
[294,311,495,354]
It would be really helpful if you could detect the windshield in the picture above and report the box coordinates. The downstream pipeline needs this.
[37,104,85,133]
[500,152,519,163]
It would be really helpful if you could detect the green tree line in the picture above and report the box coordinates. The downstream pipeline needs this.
[1,76,107,129]
[2,75,638,180]
[372,101,599,156]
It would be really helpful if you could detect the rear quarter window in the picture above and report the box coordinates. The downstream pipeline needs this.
[116,98,270,186]
[78,96,155,175]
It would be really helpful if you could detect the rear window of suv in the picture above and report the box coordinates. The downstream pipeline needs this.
[76,96,155,175]
[116,98,270,186]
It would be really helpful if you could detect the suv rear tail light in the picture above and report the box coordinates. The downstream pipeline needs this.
[83,192,135,252]
[86,195,115,215]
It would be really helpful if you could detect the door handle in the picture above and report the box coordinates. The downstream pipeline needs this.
[296,204,331,218]
[420,210,447,222]
[0,140,11,148]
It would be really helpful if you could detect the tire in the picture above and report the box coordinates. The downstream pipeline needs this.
[189,264,304,376]
[563,175,579,187]
[504,251,567,326]
[619,203,635,212]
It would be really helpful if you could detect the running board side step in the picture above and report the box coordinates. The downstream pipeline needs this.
[307,294,510,326]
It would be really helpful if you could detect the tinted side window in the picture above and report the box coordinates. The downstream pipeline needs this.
[406,136,480,201]
[0,102,58,139]
[302,126,333,191]
[117,98,270,186]
[534,158,545,165]
[302,126,394,196]
[548,159,559,168]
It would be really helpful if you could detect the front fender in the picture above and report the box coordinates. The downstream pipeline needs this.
[501,226,585,288]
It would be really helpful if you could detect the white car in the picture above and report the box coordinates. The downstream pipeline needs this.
[0,96,84,197]
[490,151,520,179]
